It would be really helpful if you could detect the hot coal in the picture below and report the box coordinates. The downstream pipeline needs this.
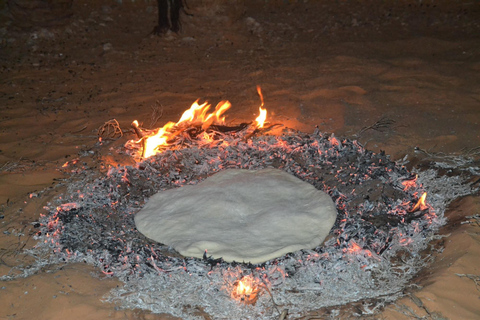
[31,129,460,319]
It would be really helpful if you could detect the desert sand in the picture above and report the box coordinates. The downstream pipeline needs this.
[1,0,479,319]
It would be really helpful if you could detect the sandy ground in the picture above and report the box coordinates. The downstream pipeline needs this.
[0,0,479,319]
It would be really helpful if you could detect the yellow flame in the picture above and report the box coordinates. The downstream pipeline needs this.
[177,100,231,127]
[255,86,267,128]
[255,107,267,128]
[236,279,251,295]
[411,192,428,212]
[232,275,258,304]
[143,122,176,158]
[130,88,270,158]
[201,101,231,130]
[178,100,208,124]
[257,85,264,107]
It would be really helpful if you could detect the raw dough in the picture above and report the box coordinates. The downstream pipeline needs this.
[134,168,337,264]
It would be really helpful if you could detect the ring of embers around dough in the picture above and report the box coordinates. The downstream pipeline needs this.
[38,130,438,315]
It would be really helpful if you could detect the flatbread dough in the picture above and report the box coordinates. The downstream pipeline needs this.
[134,168,337,264]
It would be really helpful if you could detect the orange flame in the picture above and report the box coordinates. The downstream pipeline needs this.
[232,275,259,304]
[255,85,267,128]
[255,107,267,128]
[129,88,269,158]
[130,100,232,158]
[177,100,209,124]
[142,122,176,158]
[411,192,428,212]
[177,100,231,129]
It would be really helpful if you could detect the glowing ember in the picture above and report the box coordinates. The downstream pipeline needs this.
[345,241,362,254]
[411,192,428,212]
[231,275,259,304]
[402,175,418,191]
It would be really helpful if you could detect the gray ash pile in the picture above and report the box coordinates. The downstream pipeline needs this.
[33,129,462,319]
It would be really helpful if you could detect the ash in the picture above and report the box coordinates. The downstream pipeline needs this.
[12,130,478,319]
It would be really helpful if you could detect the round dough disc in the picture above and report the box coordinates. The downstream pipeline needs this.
[134,168,337,264]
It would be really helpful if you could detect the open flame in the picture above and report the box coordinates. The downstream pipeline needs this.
[131,100,232,158]
[177,100,231,129]
[411,192,428,212]
[128,87,268,158]
[231,274,259,304]
[255,107,267,128]
[255,85,267,128]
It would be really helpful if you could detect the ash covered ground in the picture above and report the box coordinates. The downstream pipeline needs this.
[25,130,472,319]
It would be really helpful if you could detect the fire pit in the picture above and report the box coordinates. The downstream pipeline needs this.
[27,91,475,319]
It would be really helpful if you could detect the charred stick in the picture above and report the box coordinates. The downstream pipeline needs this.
[210,123,249,133]
[131,121,147,158]
[262,123,283,132]
[242,122,281,140]
[131,121,145,139]
[242,123,258,141]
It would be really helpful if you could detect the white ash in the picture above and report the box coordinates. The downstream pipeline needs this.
[3,130,477,319]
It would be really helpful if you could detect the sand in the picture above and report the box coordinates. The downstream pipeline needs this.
[0,0,479,319]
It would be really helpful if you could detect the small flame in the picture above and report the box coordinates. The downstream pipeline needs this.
[177,100,208,124]
[255,86,267,128]
[177,100,231,128]
[236,279,253,296]
[202,101,231,130]
[255,107,267,128]
[142,122,176,158]
[411,192,428,212]
[232,275,259,304]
